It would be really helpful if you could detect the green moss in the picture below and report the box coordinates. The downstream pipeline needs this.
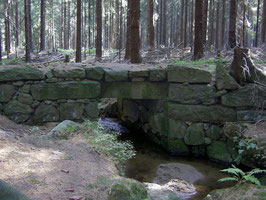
[173,58,230,66]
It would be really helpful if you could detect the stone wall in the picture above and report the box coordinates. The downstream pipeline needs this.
[0,63,265,164]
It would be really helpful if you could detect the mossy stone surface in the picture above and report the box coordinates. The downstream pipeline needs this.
[184,123,205,145]
[85,66,105,80]
[207,141,233,163]
[167,139,190,155]
[34,103,59,123]
[52,68,86,78]
[0,179,31,200]
[0,84,16,102]
[59,103,84,120]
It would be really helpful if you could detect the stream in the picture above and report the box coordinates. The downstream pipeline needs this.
[100,118,234,200]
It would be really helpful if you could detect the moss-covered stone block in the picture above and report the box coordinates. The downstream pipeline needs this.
[18,93,33,105]
[168,119,187,139]
[216,64,240,90]
[85,66,105,80]
[184,123,205,145]
[149,69,167,82]
[104,68,129,82]
[60,103,84,120]
[167,139,190,155]
[4,100,33,115]
[52,67,86,78]
[207,141,233,163]
[34,103,59,123]
[0,84,16,102]
[84,101,100,119]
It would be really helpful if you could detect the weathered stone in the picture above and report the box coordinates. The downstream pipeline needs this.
[129,69,149,78]
[4,100,33,115]
[32,101,40,108]
[34,103,59,123]
[237,110,266,121]
[52,68,86,78]
[216,90,227,97]
[45,70,54,78]
[148,113,168,135]
[216,64,240,90]
[12,81,24,86]
[149,69,167,82]
[19,85,30,93]
[191,145,206,156]
[168,65,212,83]
[60,103,84,120]
[18,93,33,105]
[204,138,212,145]
[0,65,44,81]
[168,119,187,139]
[168,84,216,105]
[167,139,190,155]
[7,114,30,124]
[184,123,205,145]
[0,179,31,200]
[31,81,100,100]
[102,82,168,99]
[222,84,266,108]
[123,100,139,123]
[0,103,2,112]
[47,120,80,138]
[104,68,129,82]
[84,101,100,118]
[0,85,16,102]
[167,104,236,123]
[131,77,145,82]
[46,78,58,83]
[206,125,222,140]
[207,141,232,163]
[85,66,105,80]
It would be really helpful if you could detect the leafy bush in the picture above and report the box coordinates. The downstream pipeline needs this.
[218,165,266,186]
[84,120,136,168]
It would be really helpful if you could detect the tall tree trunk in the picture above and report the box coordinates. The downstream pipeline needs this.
[96,0,102,60]
[255,0,261,47]
[180,0,184,48]
[130,0,141,63]
[67,1,71,49]
[116,0,120,49]
[261,0,266,43]
[242,0,246,47]
[216,0,220,49]
[88,0,91,51]
[147,0,155,49]
[0,26,2,62]
[40,0,46,51]
[24,0,31,62]
[184,0,188,47]
[162,0,167,45]
[50,0,55,51]
[15,1,19,50]
[221,0,226,48]
[229,0,237,48]
[190,0,194,47]
[29,0,33,52]
[63,1,67,49]
[59,1,63,49]
[125,0,131,60]
[170,0,174,47]
[193,0,204,60]
[5,0,11,58]
[208,0,214,48]
[76,0,82,62]
[202,0,208,48]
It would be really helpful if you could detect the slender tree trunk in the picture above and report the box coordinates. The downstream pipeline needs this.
[184,0,188,47]
[59,1,63,49]
[203,0,208,48]
[193,0,204,60]
[170,0,174,47]
[221,0,226,48]
[242,1,246,47]
[0,26,2,62]
[5,0,11,58]
[208,0,214,48]
[190,0,194,47]
[229,0,237,48]
[216,0,220,49]
[147,0,155,49]
[88,0,91,51]
[116,0,120,49]
[63,1,67,49]
[162,0,167,45]
[180,0,184,47]
[67,1,71,49]
[29,0,33,52]
[24,0,31,62]
[76,0,82,62]
[15,1,19,49]
[255,0,261,47]
[40,0,46,51]
[96,0,102,60]
[125,0,131,60]
[130,0,141,63]
[261,0,266,43]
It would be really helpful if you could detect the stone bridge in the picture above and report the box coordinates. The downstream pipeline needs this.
[0,63,265,164]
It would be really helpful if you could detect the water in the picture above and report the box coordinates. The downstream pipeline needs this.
[100,118,234,200]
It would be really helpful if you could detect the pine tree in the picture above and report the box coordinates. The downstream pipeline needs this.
[96,0,102,61]
[261,0,266,43]
[40,0,46,51]
[76,0,82,62]
[229,0,237,48]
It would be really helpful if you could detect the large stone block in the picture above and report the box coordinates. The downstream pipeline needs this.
[237,110,266,121]
[18,93,33,105]
[168,119,187,139]
[149,69,167,82]
[60,103,84,120]
[104,68,129,82]
[4,100,33,115]
[123,100,139,123]
[216,64,239,90]
[85,66,105,80]
[207,141,233,163]
[148,113,168,135]
[168,84,216,105]
[167,139,190,155]
[101,82,168,99]
[84,101,100,118]
[222,84,266,108]
[52,67,86,78]
[34,103,59,123]
[0,85,16,102]
[0,65,44,81]
[184,123,205,145]
[168,65,212,83]
[167,103,236,123]
[31,81,101,100]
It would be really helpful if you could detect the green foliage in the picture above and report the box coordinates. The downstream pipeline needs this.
[84,120,136,168]
[1,58,26,65]
[173,58,230,66]
[218,165,266,186]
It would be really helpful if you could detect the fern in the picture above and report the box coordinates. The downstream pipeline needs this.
[220,165,245,177]
[248,169,266,176]
[218,177,239,182]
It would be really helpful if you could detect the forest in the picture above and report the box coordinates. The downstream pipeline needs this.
[0,0,265,64]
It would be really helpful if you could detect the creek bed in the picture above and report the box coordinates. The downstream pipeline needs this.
[100,118,234,200]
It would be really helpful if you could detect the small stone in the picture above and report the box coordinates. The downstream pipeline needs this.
[19,85,31,93]
[216,64,239,90]
[204,138,212,145]
[168,119,187,139]
[0,85,16,102]
[18,93,33,105]
[46,78,58,83]
[207,141,233,163]
[32,101,40,108]
[60,103,84,120]
[44,100,53,105]
[12,81,24,86]
[216,90,227,97]
[45,70,54,78]
[206,125,222,140]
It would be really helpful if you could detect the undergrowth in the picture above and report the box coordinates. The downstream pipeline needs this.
[173,58,230,66]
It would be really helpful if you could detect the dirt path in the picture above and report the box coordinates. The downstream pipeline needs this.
[0,115,118,200]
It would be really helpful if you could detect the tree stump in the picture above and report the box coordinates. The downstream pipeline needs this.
[229,48,266,85]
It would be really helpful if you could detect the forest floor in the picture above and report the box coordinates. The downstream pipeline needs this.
[0,115,118,200]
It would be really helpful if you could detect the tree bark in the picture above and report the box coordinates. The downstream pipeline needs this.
[147,0,155,49]
[216,0,220,50]
[221,0,226,48]
[76,0,82,62]
[261,0,266,43]
[96,0,102,60]
[5,0,11,58]
[130,0,141,63]
[255,0,260,47]
[229,0,237,48]
[208,0,214,48]
[63,1,67,49]
[28,0,33,52]
[184,0,188,47]
[24,0,31,62]
[40,0,46,51]
[59,1,63,49]
[88,0,91,51]
[193,0,204,60]
[242,1,246,47]
[0,26,2,62]
[202,0,208,48]
[67,1,71,49]
[180,0,184,48]
[125,0,131,60]
[15,1,19,49]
